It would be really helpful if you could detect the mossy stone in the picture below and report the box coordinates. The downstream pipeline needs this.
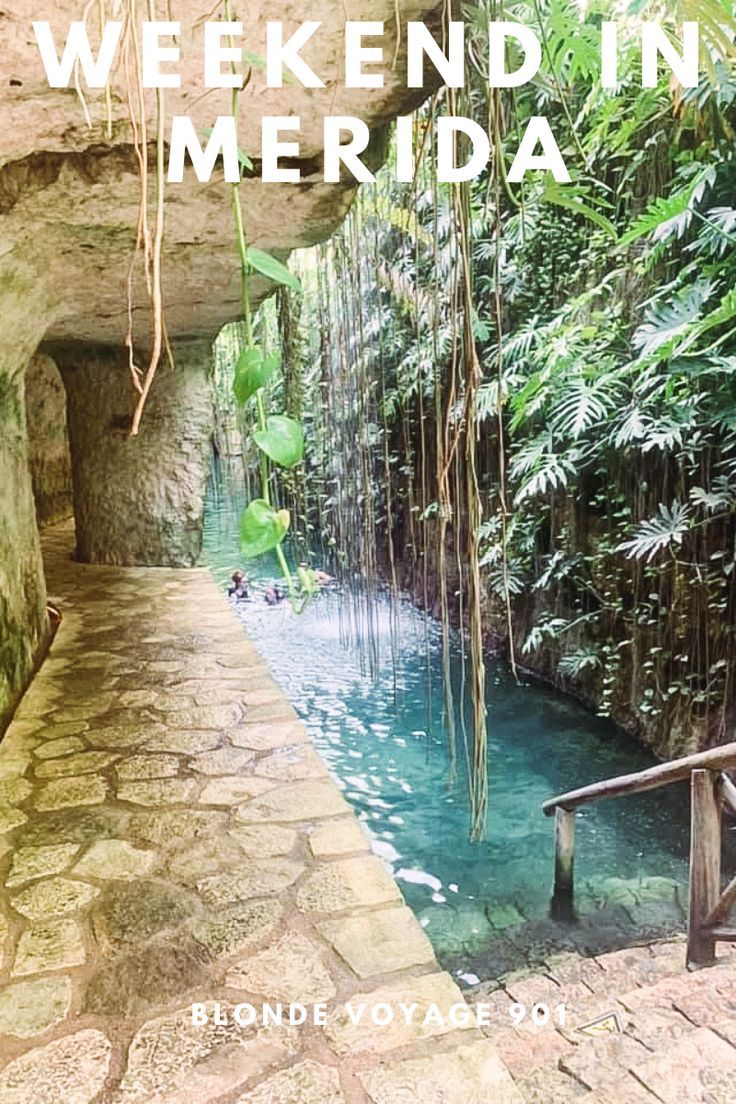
[93,879,200,950]
[84,940,208,1018]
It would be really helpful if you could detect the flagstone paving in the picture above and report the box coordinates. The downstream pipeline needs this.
[0,522,521,1103]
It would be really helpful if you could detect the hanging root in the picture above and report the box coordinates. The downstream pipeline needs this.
[130,0,167,437]
[74,0,97,128]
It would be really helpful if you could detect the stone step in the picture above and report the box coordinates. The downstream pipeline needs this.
[471,942,736,1102]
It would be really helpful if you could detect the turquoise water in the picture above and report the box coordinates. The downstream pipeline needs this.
[203,462,691,981]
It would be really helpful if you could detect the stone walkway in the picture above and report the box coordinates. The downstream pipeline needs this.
[0,523,521,1103]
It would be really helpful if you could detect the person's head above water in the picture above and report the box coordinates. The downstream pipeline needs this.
[232,570,246,584]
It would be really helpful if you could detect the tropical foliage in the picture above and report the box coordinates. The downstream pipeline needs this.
[214,0,736,833]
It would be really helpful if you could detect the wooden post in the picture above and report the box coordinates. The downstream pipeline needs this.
[551,807,575,921]
[688,769,721,967]
[719,772,736,819]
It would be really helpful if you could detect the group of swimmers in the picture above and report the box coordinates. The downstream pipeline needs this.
[227,564,334,606]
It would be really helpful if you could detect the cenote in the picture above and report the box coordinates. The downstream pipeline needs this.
[204,462,693,983]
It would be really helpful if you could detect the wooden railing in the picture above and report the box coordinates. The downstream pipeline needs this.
[542,741,736,966]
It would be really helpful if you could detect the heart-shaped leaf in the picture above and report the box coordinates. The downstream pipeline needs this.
[246,247,301,292]
[253,415,304,469]
[239,499,290,558]
[233,347,279,405]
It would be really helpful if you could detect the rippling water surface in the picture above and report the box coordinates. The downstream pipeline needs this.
[203,462,691,980]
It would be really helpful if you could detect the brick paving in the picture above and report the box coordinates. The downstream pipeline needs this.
[470,938,736,1102]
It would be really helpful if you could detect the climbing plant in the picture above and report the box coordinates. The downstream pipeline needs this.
[218,1,313,602]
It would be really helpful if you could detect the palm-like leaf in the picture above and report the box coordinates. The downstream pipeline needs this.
[511,435,579,503]
[633,280,715,360]
[618,501,691,562]
[552,372,622,439]
[619,168,715,248]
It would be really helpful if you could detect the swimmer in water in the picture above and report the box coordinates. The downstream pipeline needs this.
[228,570,249,599]
[264,584,286,606]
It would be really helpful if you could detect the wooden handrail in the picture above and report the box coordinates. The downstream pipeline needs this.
[542,740,736,817]
[543,742,736,965]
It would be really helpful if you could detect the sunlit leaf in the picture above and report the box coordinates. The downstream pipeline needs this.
[253,415,305,468]
[617,502,691,562]
[233,347,280,405]
[619,168,715,248]
[543,183,618,240]
[239,499,289,558]
[238,147,254,171]
[246,247,300,291]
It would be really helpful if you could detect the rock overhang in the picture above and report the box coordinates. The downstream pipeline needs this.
[1,1,442,346]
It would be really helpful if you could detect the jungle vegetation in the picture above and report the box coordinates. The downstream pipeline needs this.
[211,0,736,839]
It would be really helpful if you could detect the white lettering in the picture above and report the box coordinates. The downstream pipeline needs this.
[32,20,122,88]
[601,22,618,88]
[345,21,384,88]
[262,117,301,182]
[507,117,570,183]
[437,117,490,182]
[642,21,699,88]
[488,22,542,88]
[204,21,242,89]
[266,21,324,88]
[142,21,181,89]
[168,116,240,184]
[323,117,375,183]
[407,21,465,87]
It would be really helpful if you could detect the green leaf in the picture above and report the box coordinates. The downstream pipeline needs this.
[232,346,279,405]
[245,247,300,291]
[253,415,304,469]
[618,168,715,248]
[633,280,714,361]
[542,183,618,241]
[239,499,289,558]
[297,565,317,595]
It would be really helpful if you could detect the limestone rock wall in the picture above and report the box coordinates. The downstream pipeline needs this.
[1,2,439,346]
[54,341,215,567]
[0,270,51,730]
[25,353,73,527]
